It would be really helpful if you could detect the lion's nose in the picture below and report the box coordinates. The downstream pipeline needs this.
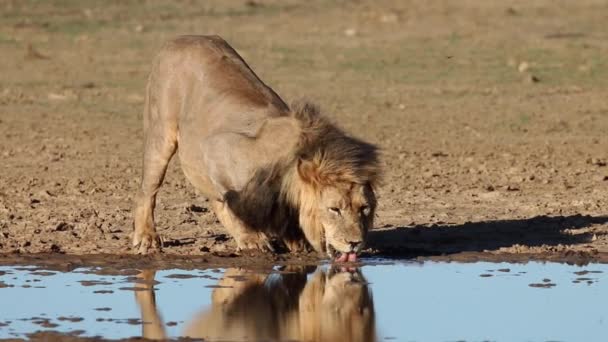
[348,240,362,252]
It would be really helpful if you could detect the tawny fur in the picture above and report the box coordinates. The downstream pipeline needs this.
[132,35,381,256]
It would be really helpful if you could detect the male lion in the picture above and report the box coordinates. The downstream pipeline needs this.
[133,35,381,261]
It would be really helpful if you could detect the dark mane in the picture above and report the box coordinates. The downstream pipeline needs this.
[226,100,381,240]
[290,100,381,186]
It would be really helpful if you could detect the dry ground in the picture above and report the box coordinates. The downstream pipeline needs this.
[1,0,608,265]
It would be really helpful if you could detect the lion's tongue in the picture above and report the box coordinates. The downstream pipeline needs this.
[347,253,358,262]
[335,252,357,263]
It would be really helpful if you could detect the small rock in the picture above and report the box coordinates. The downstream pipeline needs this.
[187,204,208,213]
[506,185,520,191]
[518,61,529,73]
[55,222,71,231]
[431,151,448,157]
[344,28,357,37]
[526,74,541,83]
[80,82,96,89]
[25,44,50,60]
[588,158,606,167]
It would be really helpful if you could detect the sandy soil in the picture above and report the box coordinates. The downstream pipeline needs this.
[1,0,608,266]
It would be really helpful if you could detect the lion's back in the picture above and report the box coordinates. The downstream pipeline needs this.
[155,34,286,110]
[148,35,288,138]
[158,35,235,65]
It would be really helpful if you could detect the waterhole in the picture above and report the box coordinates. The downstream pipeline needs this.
[0,260,606,341]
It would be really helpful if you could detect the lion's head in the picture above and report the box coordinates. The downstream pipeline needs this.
[282,102,381,261]
[297,175,376,261]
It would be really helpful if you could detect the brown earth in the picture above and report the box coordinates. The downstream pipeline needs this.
[1,0,608,268]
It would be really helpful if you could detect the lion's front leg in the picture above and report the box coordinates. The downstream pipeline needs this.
[132,89,178,255]
[133,196,163,254]
[211,200,275,252]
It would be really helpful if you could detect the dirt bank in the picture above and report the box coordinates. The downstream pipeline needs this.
[1,0,608,266]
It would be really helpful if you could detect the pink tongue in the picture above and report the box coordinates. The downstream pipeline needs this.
[347,253,358,262]
[335,253,348,263]
[335,253,357,263]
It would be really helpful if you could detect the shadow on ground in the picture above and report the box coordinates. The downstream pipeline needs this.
[368,214,608,257]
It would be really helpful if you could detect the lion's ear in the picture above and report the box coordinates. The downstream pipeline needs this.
[297,158,321,186]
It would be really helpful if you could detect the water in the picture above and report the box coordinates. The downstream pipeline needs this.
[0,260,606,341]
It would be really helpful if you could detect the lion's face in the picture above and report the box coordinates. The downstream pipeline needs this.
[316,182,375,261]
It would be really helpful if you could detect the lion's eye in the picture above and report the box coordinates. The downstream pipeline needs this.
[328,207,341,215]
[360,205,371,216]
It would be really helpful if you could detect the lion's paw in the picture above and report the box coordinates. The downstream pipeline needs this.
[236,232,276,253]
[284,238,311,253]
[132,230,163,255]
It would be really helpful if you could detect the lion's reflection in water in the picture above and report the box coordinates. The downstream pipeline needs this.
[134,266,377,342]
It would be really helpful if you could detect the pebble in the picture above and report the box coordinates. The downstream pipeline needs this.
[526,74,541,83]
[518,61,530,73]
[344,28,357,37]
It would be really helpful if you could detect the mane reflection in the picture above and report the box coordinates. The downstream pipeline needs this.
[134,266,377,342]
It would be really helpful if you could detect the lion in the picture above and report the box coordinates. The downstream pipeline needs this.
[133,267,377,342]
[132,35,381,261]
